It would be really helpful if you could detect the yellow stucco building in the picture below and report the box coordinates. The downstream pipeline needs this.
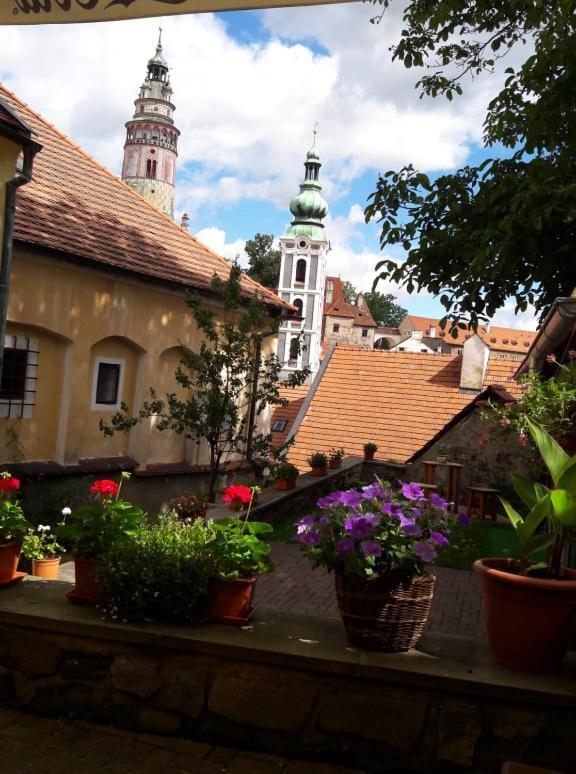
[0,85,288,477]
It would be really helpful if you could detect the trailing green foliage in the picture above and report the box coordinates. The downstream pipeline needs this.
[366,0,576,328]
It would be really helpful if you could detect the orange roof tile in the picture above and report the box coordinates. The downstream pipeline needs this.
[324,276,377,327]
[1,85,289,311]
[401,315,535,354]
[287,347,521,470]
[270,383,310,450]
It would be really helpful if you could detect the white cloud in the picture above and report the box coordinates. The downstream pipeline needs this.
[0,5,506,221]
[195,226,246,264]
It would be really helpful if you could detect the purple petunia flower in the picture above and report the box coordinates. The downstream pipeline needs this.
[401,482,425,501]
[361,540,382,557]
[457,512,472,528]
[317,491,342,509]
[429,492,449,510]
[411,507,422,518]
[337,537,355,556]
[297,514,317,529]
[344,513,380,538]
[403,522,421,537]
[430,530,449,547]
[338,489,364,508]
[299,529,321,547]
[415,541,437,563]
[361,482,386,500]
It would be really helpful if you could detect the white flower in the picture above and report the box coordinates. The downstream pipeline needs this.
[37,524,51,532]
[61,507,71,516]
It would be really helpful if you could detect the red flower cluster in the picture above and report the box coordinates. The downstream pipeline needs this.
[90,479,119,497]
[222,484,253,511]
[0,476,20,492]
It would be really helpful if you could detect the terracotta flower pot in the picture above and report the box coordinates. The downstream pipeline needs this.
[474,558,576,672]
[310,466,327,477]
[363,450,375,461]
[0,540,24,585]
[31,557,61,580]
[276,478,296,491]
[67,556,106,606]
[208,576,257,625]
[329,459,342,470]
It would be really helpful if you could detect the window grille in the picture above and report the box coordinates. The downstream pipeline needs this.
[272,419,288,433]
[0,335,38,419]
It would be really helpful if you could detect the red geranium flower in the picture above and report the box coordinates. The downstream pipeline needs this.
[0,476,20,491]
[222,484,253,511]
[90,479,119,497]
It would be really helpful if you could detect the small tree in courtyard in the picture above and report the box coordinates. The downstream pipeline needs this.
[101,264,309,501]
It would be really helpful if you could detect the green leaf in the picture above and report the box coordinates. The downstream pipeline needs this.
[526,419,569,484]
[500,498,523,531]
[550,489,576,527]
[511,474,548,508]
[557,458,576,493]
[517,494,550,543]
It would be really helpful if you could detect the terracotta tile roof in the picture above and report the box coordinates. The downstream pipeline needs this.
[0,85,289,311]
[484,354,525,399]
[324,276,377,327]
[376,326,401,335]
[270,383,310,450]
[287,347,521,471]
[400,315,535,354]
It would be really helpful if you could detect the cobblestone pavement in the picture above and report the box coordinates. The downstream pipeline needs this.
[256,543,485,639]
[60,541,484,639]
[0,709,364,773]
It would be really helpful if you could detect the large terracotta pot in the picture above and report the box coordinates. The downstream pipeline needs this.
[0,541,24,585]
[32,557,61,580]
[474,558,576,672]
[276,478,296,491]
[335,573,435,652]
[310,466,327,477]
[67,557,106,606]
[363,450,375,461]
[208,576,257,625]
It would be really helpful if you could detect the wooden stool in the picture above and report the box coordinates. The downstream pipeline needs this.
[466,486,500,521]
[418,483,438,495]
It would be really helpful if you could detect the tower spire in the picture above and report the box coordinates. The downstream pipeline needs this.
[284,131,328,239]
[156,24,163,56]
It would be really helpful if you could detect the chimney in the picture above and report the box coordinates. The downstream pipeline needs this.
[429,325,436,337]
[460,335,490,392]
[180,212,190,230]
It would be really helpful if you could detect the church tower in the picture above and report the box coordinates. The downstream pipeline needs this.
[121,29,179,218]
[277,132,329,381]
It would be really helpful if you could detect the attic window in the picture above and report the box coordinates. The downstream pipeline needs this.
[511,339,517,345]
[362,329,368,338]
[333,323,340,333]
[503,338,509,344]
[490,337,497,343]
[524,341,530,347]
[272,419,288,433]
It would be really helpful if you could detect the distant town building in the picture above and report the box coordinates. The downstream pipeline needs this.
[277,133,328,381]
[323,277,377,349]
[121,29,179,218]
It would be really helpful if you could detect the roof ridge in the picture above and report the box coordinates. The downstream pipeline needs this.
[0,83,279,306]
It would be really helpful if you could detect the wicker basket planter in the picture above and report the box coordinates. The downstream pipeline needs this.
[335,573,435,652]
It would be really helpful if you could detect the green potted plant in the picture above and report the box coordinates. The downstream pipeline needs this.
[328,448,345,470]
[436,443,449,463]
[296,481,462,651]
[275,461,299,491]
[58,473,144,605]
[474,419,576,672]
[22,523,64,580]
[308,451,328,477]
[207,484,274,625]
[98,516,214,623]
[0,472,28,587]
[363,442,378,461]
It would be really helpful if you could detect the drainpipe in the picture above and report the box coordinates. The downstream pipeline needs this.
[0,106,41,381]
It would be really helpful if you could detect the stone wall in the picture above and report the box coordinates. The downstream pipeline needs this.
[408,408,538,505]
[0,584,575,773]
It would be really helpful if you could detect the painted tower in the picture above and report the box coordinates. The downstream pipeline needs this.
[277,132,329,381]
[121,29,179,218]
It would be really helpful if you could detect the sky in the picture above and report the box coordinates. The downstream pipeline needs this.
[0,4,537,329]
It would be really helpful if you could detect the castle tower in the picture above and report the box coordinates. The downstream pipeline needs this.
[121,29,179,218]
[277,131,329,381]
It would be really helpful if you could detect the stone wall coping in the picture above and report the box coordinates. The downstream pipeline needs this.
[1,580,576,709]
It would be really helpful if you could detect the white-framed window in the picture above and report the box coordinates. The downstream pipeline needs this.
[272,419,288,433]
[0,335,38,419]
[91,357,125,411]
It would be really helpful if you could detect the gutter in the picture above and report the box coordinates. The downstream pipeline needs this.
[515,297,576,376]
